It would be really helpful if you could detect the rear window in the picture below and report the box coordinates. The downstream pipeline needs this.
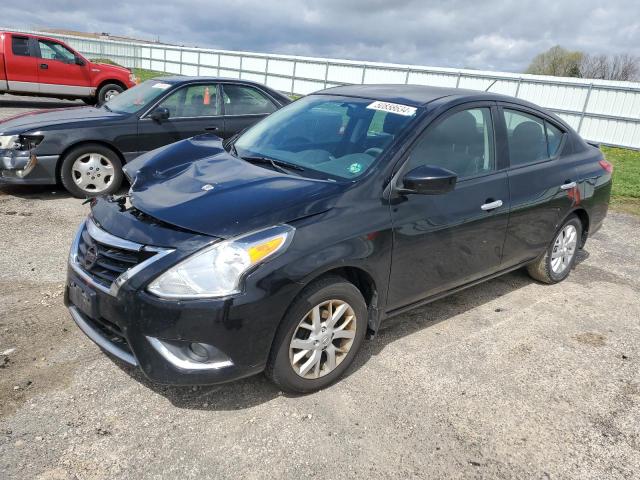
[11,36,31,57]
[504,109,565,166]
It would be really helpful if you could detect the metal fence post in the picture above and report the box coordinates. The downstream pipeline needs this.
[291,60,297,95]
[577,83,594,134]
[265,57,270,85]
[456,72,462,88]
[514,77,522,97]
[324,62,329,89]
[405,67,410,84]
[360,65,367,85]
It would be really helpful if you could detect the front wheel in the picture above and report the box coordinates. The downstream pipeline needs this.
[97,83,123,105]
[527,215,582,284]
[60,144,123,198]
[266,276,368,393]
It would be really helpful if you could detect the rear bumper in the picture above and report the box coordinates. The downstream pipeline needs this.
[0,150,59,185]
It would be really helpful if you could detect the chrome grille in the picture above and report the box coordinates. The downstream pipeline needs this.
[76,223,156,288]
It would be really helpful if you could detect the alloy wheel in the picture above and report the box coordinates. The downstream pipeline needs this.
[289,299,357,379]
[550,224,578,274]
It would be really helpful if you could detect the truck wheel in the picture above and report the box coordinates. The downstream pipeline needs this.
[97,83,123,105]
[60,144,123,198]
[265,276,368,393]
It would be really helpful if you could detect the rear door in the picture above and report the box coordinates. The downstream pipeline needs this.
[221,83,278,138]
[4,34,39,93]
[35,38,92,96]
[387,103,510,311]
[137,82,224,152]
[498,104,577,266]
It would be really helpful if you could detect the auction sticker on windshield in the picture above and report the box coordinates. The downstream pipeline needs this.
[367,101,417,116]
[151,82,171,89]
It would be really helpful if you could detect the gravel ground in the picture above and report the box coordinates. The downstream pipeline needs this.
[0,99,639,479]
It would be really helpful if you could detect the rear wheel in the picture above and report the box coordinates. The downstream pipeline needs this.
[527,215,582,284]
[97,83,123,105]
[266,276,367,393]
[60,144,123,198]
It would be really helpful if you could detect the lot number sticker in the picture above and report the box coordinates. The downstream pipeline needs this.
[152,82,171,89]
[367,101,417,117]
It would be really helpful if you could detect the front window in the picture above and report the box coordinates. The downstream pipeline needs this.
[234,95,418,180]
[157,83,220,117]
[105,80,174,113]
[38,39,76,62]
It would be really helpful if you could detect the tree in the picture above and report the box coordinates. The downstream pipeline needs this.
[525,45,583,77]
[579,53,640,81]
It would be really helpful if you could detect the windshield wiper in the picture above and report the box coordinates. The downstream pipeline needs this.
[102,103,112,112]
[240,155,305,175]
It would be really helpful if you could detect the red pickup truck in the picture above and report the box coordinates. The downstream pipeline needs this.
[0,31,137,104]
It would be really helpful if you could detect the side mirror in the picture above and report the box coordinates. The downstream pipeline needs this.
[75,56,85,66]
[399,165,457,195]
[149,107,170,122]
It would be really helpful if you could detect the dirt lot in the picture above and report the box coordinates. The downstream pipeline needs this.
[1,98,639,479]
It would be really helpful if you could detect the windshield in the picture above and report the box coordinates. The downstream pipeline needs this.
[106,80,174,114]
[234,95,419,180]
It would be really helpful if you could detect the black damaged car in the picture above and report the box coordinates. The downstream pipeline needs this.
[0,77,290,197]
[65,85,612,393]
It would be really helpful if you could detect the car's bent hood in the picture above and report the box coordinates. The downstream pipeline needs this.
[124,135,345,238]
[0,106,124,134]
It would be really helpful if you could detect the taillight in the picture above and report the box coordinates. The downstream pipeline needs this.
[598,159,613,173]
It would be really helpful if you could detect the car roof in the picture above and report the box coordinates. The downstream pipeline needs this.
[151,76,268,86]
[314,84,516,107]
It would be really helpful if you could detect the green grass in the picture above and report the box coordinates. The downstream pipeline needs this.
[602,146,640,215]
[132,67,170,82]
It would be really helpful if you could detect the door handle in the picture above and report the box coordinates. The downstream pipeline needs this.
[204,126,219,131]
[480,200,503,211]
[560,181,577,190]
[39,63,48,69]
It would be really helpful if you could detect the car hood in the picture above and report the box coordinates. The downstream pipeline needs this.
[123,135,346,239]
[0,106,124,134]
[93,62,131,75]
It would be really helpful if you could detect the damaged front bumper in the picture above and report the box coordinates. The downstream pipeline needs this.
[1,149,59,185]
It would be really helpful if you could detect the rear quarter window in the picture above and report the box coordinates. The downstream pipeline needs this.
[11,36,31,56]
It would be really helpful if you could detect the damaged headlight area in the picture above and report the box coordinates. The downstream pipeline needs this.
[147,225,295,299]
[0,134,44,151]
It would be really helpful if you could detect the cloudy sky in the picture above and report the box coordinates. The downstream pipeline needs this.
[2,0,639,73]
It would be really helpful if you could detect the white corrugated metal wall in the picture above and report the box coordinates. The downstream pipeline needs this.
[5,28,640,150]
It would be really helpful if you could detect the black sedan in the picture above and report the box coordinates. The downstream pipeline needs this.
[65,85,612,393]
[0,77,290,197]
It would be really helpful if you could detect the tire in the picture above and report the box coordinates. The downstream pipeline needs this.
[60,144,123,198]
[266,276,368,393]
[527,215,582,284]
[97,83,124,105]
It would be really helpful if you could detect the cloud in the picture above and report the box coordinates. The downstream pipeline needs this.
[1,0,639,73]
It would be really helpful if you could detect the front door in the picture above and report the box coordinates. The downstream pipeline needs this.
[137,82,224,152]
[35,38,92,96]
[387,104,510,311]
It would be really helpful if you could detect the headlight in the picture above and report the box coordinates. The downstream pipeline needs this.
[0,134,43,150]
[0,135,20,150]
[147,225,295,299]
